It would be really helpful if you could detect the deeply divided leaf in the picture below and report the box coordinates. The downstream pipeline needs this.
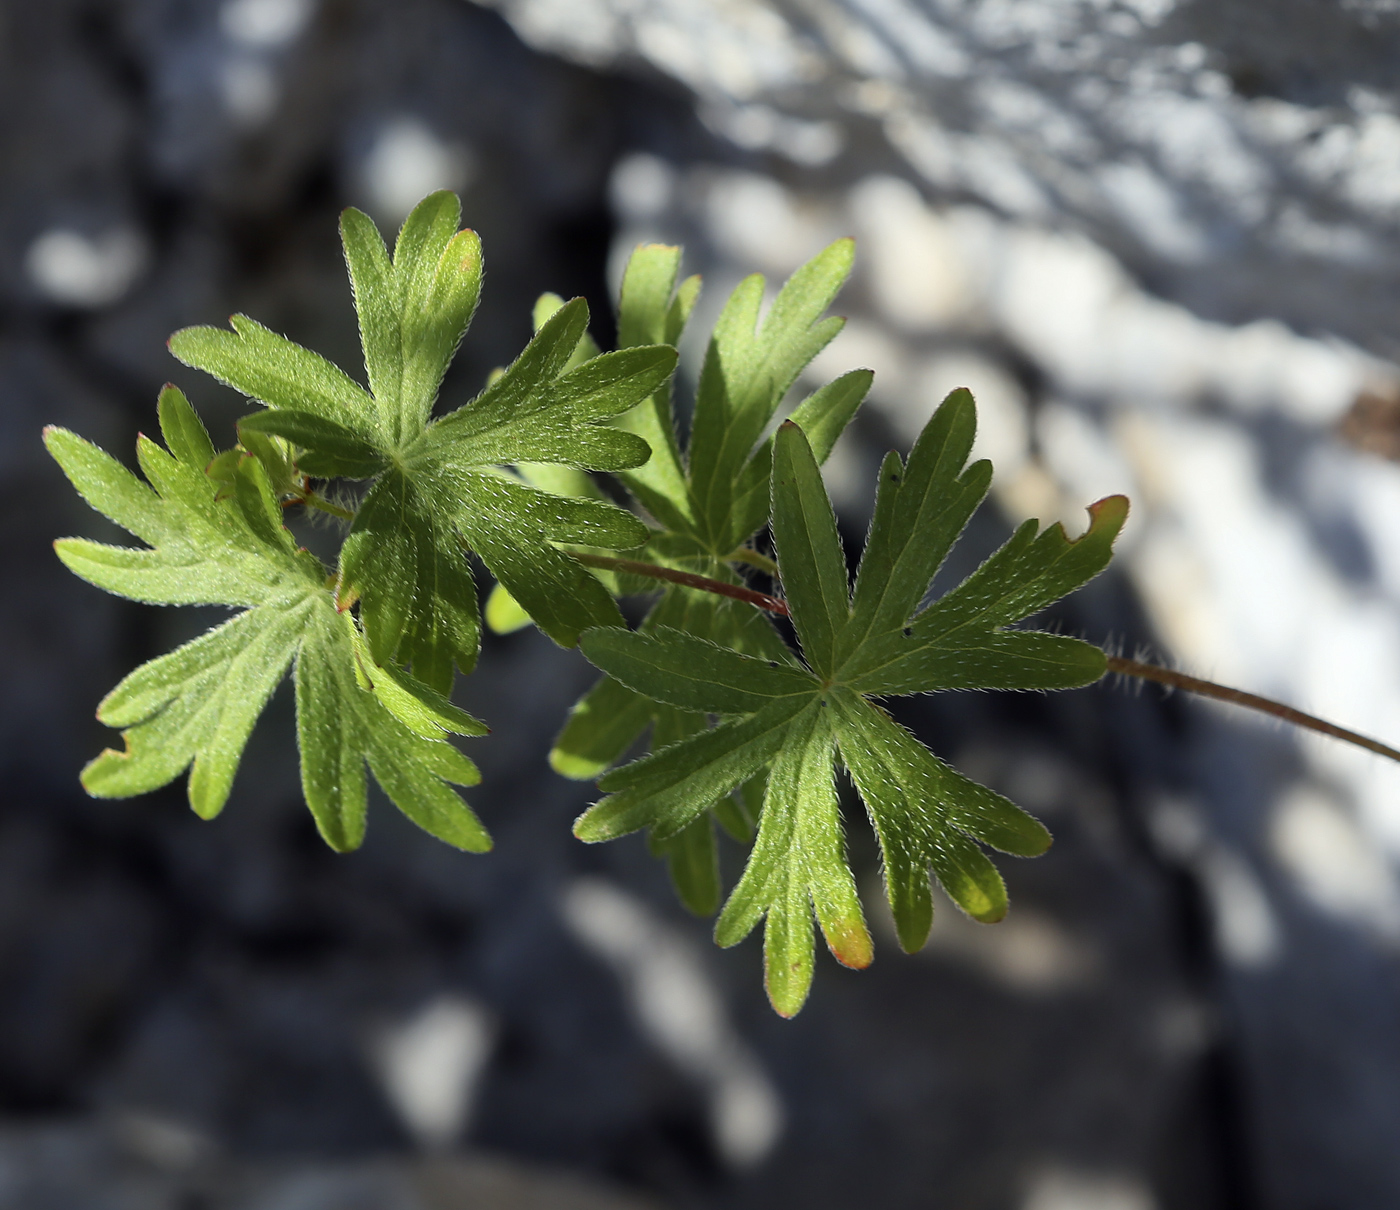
[47,414,488,852]
[577,388,1125,1014]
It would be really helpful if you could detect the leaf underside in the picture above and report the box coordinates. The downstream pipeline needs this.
[52,319,492,853]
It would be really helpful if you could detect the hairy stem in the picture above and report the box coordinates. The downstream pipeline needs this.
[574,550,1400,766]
[291,490,356,522]
[568,552,790,616]
[1106,655,1400,765]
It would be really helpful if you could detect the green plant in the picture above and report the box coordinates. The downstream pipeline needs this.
[46,192,1400,1017]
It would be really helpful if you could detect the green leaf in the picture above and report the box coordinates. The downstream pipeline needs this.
[169,315,378,434]
[338,471,421,665]
[771,421,850,676]
[531,292,602,368]
[611,245,698,533]
[85,599,309,817]
[688,239,854,551]
[351,629,487,739]
[175,197,667,666]
[583,385,1121,1013]
[727,369,872,543]
[715,774,762,843]
[484,582,533,635]
[549,674,654,780]
[340,206,402,432]
[44,426,166,546]
[298,607,488,853]
[431,299,588,443]
[843,495,1127,695]
[236,428,300,497]
[340,195,484,440]
[579,625,816,715]
[450,472,636,647]
[395,525,482,694]
[546,244,862,902]
[429,346,670,470]
[647,707,720,916]
[851,629,1108,697]
[574,694,811,842]
[239,410,386,478]
[830,689,1024,940]
[656,812,721,917]
[327,287,662,655]
[916,495,1128,636]
[714,703,870,1017]
[841,388,990,656]
[157,384,215,469]
[337,471,482,689]
[50,429,305,607]
[50,413,489,852]
[296,608,371,851]
[617,243,684,348]
[396,210,483,435]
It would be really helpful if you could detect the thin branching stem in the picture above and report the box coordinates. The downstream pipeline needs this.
[568,552,791,616]
[1105,655,1400,766]
[582,550,1400,766]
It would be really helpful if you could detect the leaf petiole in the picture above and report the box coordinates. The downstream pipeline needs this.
[568,551,790,616]
[574,549,1400,769]
[1106,655,1400,765]
[285,487,356,522]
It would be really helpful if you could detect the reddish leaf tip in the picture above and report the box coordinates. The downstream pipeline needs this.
[1085,493,1130,531]
[825,919,874,970]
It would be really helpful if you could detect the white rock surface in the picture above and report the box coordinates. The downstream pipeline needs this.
[477,2,1400,1203]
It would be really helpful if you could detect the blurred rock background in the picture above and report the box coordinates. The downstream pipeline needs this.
[4,0,1400,1207]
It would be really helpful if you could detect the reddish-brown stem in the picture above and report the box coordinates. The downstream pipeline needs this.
[568,552,790,616]
[570,550,1400,766]
[1106,655,1400,765]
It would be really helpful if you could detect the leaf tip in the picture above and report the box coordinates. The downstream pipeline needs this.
[764,962,812,1019]
[79,749,125,797]
[572,803,613,843]
[550,748,607,781]
[824,918,874,970]
[894,912,932,955]
[1085,493,1130,533]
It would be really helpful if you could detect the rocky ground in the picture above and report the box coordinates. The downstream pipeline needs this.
[4,1,1400,1208]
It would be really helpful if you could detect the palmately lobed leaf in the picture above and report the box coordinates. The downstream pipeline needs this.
[173,194,672,664]
[576,389,1125,1015]
[48,384,491,854]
